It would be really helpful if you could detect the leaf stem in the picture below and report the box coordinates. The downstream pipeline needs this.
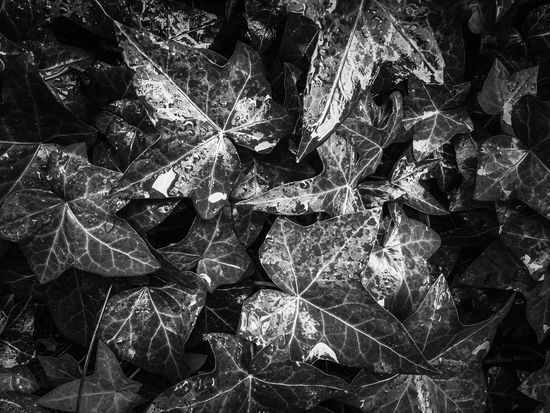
[75,282,113,413]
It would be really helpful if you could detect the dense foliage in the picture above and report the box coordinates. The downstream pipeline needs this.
[0,0,550,412]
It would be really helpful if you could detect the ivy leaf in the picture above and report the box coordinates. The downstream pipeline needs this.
[348,276,513,413]
[0,365,39,394]
[519,350,550,412]
[487,367,540,413]
[38,354,82,388]
[363,204,441,320]
[288,0,444,160]
[474,95,550,219]
[239,210,436,374]
[404,76,473,161]
[477,58,538,126]
[522,5,550,56]
[159,206,253,293]
[359,146,448,215]
[0,296,35,369]
[111,24,293,219]
[0,392,49,413]
[239,91,403,217]
[147,333,353,413]
[98,282,206,383]
[34,269,112,347]
[0,148,160,282]
[37,341,146,413]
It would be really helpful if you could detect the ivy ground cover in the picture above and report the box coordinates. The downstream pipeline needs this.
[1,0,550,412]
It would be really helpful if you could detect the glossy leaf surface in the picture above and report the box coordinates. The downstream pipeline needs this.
[111,24,293,219]
[0,149,159,282]
[349,276,513,413]
[98,283,206,383]
[238,210,435,374]
[147,333,353,413]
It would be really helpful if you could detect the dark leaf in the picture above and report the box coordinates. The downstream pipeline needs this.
[363,204,441,320]
[348,276,513,413]
[90,61,136,106]
[239,210,436,374]
[159,206,253,293]
[148,333,353,413]
[290,0,444,160]
[0,245,36,297]
[0,296,35,369]
[0,148,160,282]
[487,366,541,413]
[474,95,550,219]
[0,392,49,413]
[111,24,293,219]
[37,341,146,413]
[519,350,550,412]
[98,282,206,383]
[522,5,550,57]
[404,76,473,161]
[38,354,81,388]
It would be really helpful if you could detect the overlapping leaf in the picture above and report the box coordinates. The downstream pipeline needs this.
[281,0,444,160]
[519,350,550,411]
[159,206,252,293]
[0,296,35,369]
[0,365,38,394]
[238,210,436,374]
[98,282,206,383]
[359,146,448,215]
[403,75,473,160]
[0,148,160,282]
[147,333,353,413]
[38,354,82,388]
[239,91,403,217]
[522,5,550,56]
[363,204,441,320]
[477,59,538,126]
[474,95,550,219]
[111,24,293,219]
[486,367,540,413]
[347,276,513,413]
[37,341,146,413]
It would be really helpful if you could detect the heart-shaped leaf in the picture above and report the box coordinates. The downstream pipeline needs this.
[0,148,160,282]
[98,282,206,383]
[238,210,436,374]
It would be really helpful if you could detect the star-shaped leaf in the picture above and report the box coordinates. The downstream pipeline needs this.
[477,58,538,126]
[287,0,444,160]
[37,341,146,413]
[404,76,473,161]
[238,91,403,217]
[359,146,448,215]
[238,210,436,374]
[159,206,253,293]
[347,276,513,413]
[98,282,206,383]
[0,148,160,282]
[474,94,550,220]
[111,24,293,219]
[363,204,441,320]
[147,333,353,413]
[519,350,550,412]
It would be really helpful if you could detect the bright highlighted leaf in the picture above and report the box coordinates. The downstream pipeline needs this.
[292,0,444,160]
[111,24,293,219]
[403,76,473,161]
[0,148,160,282]
[477,58,538,126]
[238,210,436,374]
[159,206,252,293]
[474,95,550,220]
[37,341,146,413]
[363,204,441,320]
[98,282,206,383]
[347,276,513,413]
[147,333,353,413]
[0,296,35,369]
[239,91,403,217]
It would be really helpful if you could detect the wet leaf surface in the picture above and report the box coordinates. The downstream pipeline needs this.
[0,148,159,282]
[147,333,353,413]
